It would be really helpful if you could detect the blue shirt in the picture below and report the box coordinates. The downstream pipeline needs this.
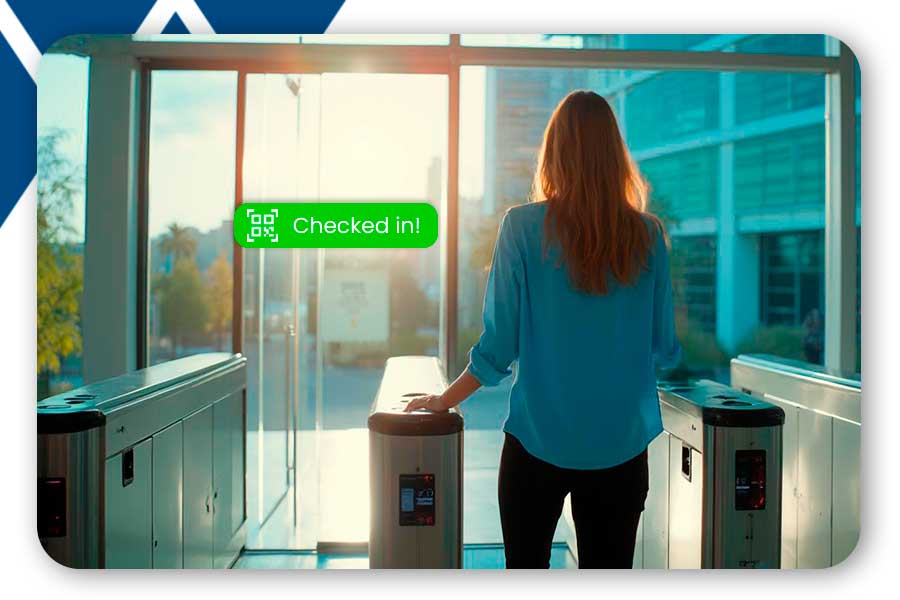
[466,202,681,470]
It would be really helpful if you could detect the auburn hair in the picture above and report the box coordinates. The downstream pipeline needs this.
[533,90,662,295]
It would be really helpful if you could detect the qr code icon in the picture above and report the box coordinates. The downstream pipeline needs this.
[246,208,279,244]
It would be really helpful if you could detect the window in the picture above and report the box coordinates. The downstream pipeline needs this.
[671,236,717,333]
[625,71,720,149]
[36,54,90,399]
[146,71,237,365]
[760,231,825,364]
[734,125,826,213]
[736,72,824,124]
[640,148,719,219]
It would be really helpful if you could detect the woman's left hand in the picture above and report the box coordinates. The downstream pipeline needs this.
[403,394,447,413]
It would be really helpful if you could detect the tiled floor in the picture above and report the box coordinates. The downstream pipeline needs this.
[234,545,577,570]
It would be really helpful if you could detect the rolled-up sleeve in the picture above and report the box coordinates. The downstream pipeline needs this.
[467,212,522,386]
[652,228,682,370]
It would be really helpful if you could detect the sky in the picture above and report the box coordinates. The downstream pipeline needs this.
[37,54,90,242]
[37,48,489,240]
[146,69,485,238]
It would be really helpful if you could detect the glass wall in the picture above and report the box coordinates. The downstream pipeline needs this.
[36,54,90,399]
[146,71,237,364]
[458,64,828,386]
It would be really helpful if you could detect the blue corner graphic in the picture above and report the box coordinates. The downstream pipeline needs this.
[0,0,347,227]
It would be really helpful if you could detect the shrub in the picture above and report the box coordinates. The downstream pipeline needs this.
[737,325,806,361]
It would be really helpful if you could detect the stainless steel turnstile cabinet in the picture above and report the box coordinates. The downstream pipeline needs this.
[368,356,463,569]
[731,354,861,568]
[628,381,785,569]
[37,353,247,569]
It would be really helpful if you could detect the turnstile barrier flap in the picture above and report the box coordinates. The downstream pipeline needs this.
[37,353,243,436]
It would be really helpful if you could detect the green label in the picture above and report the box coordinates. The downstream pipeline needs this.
[234,202,439,248]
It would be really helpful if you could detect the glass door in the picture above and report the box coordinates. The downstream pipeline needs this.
[241,71,448,549]
[242,74,322,549]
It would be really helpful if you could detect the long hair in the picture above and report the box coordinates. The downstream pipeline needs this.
[533,90,662,295]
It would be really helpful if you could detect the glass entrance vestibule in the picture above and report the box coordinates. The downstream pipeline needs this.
[42,34,859,552]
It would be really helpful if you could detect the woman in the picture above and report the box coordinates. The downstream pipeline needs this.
[405,90,681,568]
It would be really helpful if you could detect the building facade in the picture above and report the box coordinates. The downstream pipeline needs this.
[477,34,860,374]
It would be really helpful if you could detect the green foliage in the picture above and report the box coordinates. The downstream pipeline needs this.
[155,258,209,357]
[160,222,197,261]
[675,314,727,369]
[738,325,806,361]
[36,130,83,376]
[205,250,233,350]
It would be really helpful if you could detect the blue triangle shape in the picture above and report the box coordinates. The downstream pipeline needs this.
[162,12,191,34]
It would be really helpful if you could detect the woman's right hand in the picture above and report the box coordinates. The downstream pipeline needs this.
[404,394,448,413]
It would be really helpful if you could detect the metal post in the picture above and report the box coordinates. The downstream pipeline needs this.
[442,35,461,377]
[233,71,246,355]
[824,40,858,374]
[136,64,151,368]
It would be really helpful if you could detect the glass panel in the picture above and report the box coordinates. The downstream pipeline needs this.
[147,71,237,365]
[759,232,825,362]
[458,66,828,522]
[315,73,447,544]
[242,73,321,549]
[133,34,449,45]
[36,54,90,399]
[240,73,447,548]
[461,34,831,55]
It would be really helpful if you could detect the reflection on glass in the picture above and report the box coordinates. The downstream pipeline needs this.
[242,73,320,548]
[147,71,237,365]
[36,54,90,399]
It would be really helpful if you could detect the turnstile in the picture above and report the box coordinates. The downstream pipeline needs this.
[368,356,463,569]
[617,380,785,569]
[37,353,247,569]
[731,354,861,568]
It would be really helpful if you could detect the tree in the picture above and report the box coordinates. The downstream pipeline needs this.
[160,222,197,263]
[156,257,208,357]
[205,250,233,351]
[37,130,83,394]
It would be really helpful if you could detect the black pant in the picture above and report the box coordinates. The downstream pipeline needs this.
[498,433,648,569]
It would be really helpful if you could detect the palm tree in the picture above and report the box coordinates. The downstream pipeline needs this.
[160,222,197,262]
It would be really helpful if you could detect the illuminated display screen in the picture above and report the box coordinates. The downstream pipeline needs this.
[735,450,766,511]
[38,478,67,538]
[399,473,435,526]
